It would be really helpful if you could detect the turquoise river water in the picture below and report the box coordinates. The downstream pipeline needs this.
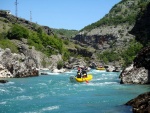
[0,69,150,113]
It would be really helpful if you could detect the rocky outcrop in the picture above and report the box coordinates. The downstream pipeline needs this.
[73,31,131,50]
[120,64,148,84]
[0,48,39,78]
[125,92,150,113]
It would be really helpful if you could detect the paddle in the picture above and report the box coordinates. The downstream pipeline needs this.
[85,79,89,83]
[83,76,89,83]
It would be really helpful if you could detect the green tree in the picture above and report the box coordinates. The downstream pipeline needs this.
[121,40,143,67]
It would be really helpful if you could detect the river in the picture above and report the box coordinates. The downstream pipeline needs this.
[0,69,149,113]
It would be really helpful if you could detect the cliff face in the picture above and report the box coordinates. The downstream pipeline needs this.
[73,23,134,51]
[74,34,117,50]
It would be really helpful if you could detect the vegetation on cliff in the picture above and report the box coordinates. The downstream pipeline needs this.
[97,39,142,67]
[7,24,63,55]
[81,0,150,31]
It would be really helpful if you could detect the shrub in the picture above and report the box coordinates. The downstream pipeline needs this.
[57,60,64,69]
[7,24,29,40]
[0,39,18,53]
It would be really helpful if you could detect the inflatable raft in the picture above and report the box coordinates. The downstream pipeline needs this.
[96,67,105,70]
[70,74,93,83]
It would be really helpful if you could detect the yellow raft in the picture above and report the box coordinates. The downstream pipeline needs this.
[96,67,105,70]
[70,74,93,83]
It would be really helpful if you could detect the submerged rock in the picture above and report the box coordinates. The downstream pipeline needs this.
[0,80,8,83]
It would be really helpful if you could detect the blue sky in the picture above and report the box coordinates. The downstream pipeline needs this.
[0,0,121,30]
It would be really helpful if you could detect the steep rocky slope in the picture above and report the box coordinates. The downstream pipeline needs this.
[73,0,150,62]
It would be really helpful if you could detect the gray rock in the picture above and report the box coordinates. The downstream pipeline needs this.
[120,64,148,84]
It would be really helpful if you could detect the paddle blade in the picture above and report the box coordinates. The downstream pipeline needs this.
[85,79,89,83]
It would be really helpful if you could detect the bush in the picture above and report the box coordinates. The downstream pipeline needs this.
[57,60,64,69]
[62,50,70,61]
[121,40,143,67]
[97,50,119,63]
[7,24,29,40]
[0,39,18,53]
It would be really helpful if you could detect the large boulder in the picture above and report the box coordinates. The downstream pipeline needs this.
[119,64,148,84]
